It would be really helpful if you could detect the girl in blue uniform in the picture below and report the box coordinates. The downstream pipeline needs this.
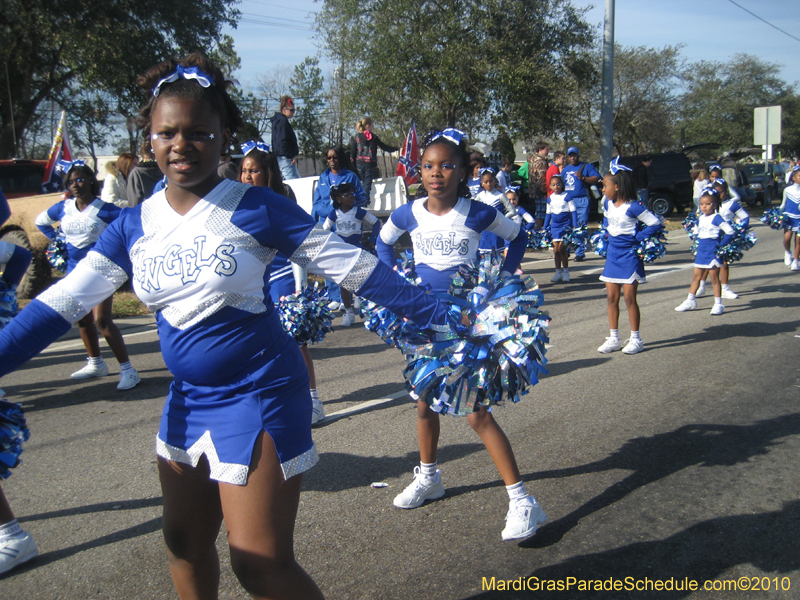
[377,129,547,542]
[596,158,661,355]
[474,168,518,253]
[322,182,381,326]
[675,188,734,315]
[544,174,577,283]
[0,54,450,600]
[35,163,140,390]
[239,145,326,425]
[781,167,800,270]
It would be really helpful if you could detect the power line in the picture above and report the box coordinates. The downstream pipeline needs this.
[725,0,800,44]
[238,17,314,32]
[243,0,317,15]
[240,11,312,26]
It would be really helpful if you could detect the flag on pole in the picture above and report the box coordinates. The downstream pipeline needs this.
[396,123,420,186]
[41,110,74,193]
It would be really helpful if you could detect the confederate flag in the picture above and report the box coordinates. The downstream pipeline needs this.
[396,123,419,186]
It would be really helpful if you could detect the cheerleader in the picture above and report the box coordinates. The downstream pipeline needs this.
[0,54,452,599]
[321,182,381,326]
[675,188,734,315]
[35,162,140,390]
[596,158,661,355]
[377,128,546,542]
[543,174,577,283]
[780,167,800,270]
[474,168,518,253]
[239,143,325,425]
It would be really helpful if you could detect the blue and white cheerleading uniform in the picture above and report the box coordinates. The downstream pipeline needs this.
[543,193,577,241]
[719,199,750,229]
[35,197,121,273]
[780,184,800,232]
[0,180,447,484]
[474,189,518,251]
[599,199,661,284]
[377,196,525,294]
[694,213,735,269]
[322,206,381,248]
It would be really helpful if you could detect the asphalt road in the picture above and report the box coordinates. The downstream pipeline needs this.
[2,221,799,599]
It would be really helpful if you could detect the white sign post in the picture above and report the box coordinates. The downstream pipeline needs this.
[754,106,782,167]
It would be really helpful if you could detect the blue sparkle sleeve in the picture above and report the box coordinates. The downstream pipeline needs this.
[0,300,72,378]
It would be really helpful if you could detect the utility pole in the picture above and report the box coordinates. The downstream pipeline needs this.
[599,0,615,174]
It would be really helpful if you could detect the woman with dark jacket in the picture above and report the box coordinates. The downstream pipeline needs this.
[350,117,398,204]
[270,95,300,180]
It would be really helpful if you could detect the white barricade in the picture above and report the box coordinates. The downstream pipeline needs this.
[284,175,408,220]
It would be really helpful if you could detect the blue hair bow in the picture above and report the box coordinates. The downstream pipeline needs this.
[240,141,271,155]
[609,156,632,175]
[713,177,727,185]
[430,128,465,145]
[709,164,722,171]
[153,65,215,97]
[479,167,496,177]
[56,159,86,174]
[504,185,521,194]
[702,186,719,196]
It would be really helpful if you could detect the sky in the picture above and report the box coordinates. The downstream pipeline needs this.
[224,0,800,95]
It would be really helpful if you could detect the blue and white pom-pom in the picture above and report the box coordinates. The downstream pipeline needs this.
[631,218,668,263]
[562,224,587,253]
[360,250,428,347]
[717,223,757,264]
[682,211,699,242]
[277,282,333,345]
[0,398,30,479]
[45,226,68,273]
[528,228,552,250]
[400,251,550,416]
[590,227,609,258]
[760,207,791,231]
[0,281,18,329]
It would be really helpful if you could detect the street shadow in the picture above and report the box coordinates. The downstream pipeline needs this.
[303,442,484,492]
[306,341,395,360]
[20,496,163,523]
[647,320,800,351]
[321,382,407,407]
[545,357,612,377]
[517,413,800,549]
[464,500,800,599]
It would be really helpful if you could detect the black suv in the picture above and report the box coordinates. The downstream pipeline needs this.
[742,162,786,206]
[616,151,694,217]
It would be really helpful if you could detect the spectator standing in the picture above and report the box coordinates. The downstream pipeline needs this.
[545,151,565,198]
[126,141,163,207]
[270,95,300,180]
[528,141,550,228]
[351,117,399,204]
[101,153,138,208]
[217,149,239,181]
[633,155,652,205]
[561,146,601,261]
[496,159,514,190]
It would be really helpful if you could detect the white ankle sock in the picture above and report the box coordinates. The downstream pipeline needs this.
[420,461,437,477]
[506,481,528,501]
[310,389,319,401]
[609,329,619,340]
[119,361,133,372]
[0,519,24,540]
[88,356,104,366]
[630,330,640,340]
[714,297,723,305]
[688,293,696,301]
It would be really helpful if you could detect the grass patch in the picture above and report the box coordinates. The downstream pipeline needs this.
[18,289,150,318]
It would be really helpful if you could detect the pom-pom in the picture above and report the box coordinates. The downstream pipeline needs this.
[0,398,30,479]
[45,227,68,273]
[760,208,791,231]
[682,211,698,237]
[717,222,757,264]
[631,219,668,263]
[401,251,550,416]
[562,224,587,253]
[527,228,552,250]
[0,281,18,330]
[590,227,609,258]
[277,282,334,345]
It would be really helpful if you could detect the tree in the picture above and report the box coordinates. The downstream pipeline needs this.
[0,0,239,158]
[290,57,327,172]
[315,0,593,141]
[678,54,796,151]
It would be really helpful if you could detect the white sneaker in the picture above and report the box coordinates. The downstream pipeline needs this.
[353,297,362,310]
[562,270,571,282]
[785,251,793,266]
[721,288,738,299]
[393,467,445,509]
[710,303,725,316]
[71,359,109,379]
[622,338,644,355]
[311,397,325,425]
[117,369,141,391]
[327,300,342,311]
[792,261,800,272]
[0,531,38,575]
[502,496,547,541]
[695,283,706,297]
[550,271,562,283]
[340,311,356,327]
[597,337,621,353]
[675,298,697,312]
